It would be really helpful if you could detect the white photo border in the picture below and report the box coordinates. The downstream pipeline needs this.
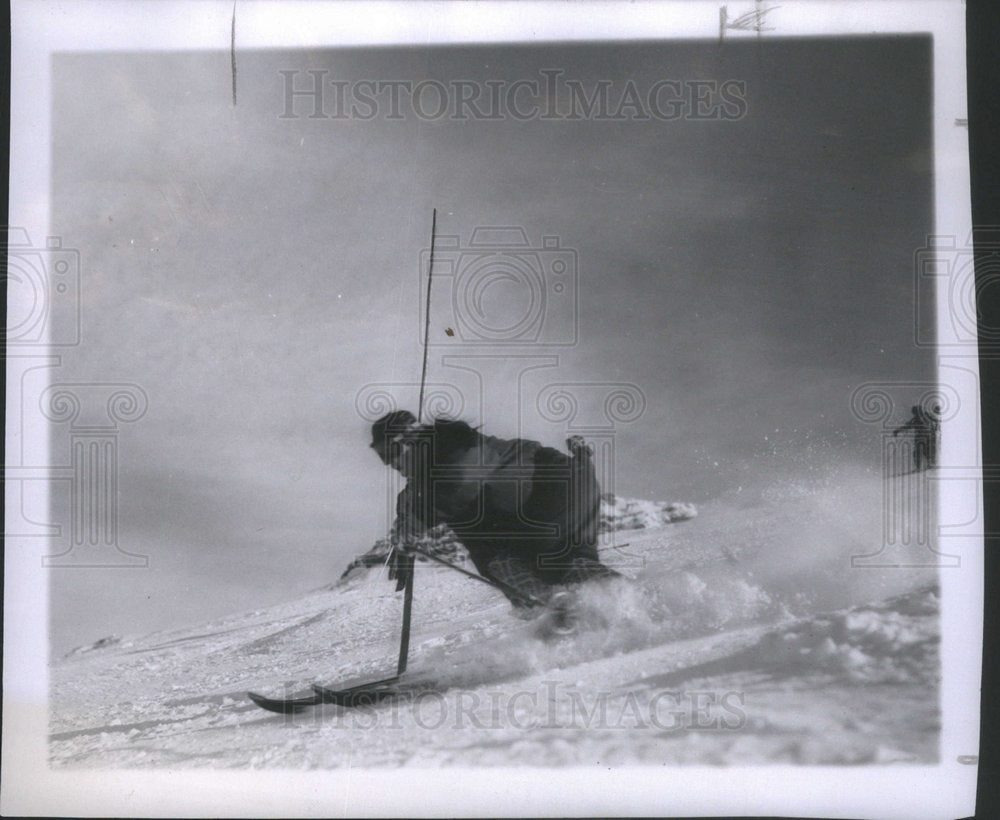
[4,1,980,817]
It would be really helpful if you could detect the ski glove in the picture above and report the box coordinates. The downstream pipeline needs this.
[387,543,414,591]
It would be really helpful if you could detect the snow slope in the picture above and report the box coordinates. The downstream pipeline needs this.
[49,471,938,768]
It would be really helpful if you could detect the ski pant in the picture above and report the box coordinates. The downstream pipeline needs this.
[453,437,617,608]
[479,551,619,609]
[460,442,620,609]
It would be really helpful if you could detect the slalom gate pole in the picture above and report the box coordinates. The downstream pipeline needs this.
[417,208,437,426]
[395,208,437,677]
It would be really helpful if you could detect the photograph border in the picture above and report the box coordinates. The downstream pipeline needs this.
[4,1,981,817]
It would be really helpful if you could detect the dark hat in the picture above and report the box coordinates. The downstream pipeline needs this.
[371,410,417,445]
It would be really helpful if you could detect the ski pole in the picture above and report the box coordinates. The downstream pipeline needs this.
[395,208,437,677]
[405,544,547,608]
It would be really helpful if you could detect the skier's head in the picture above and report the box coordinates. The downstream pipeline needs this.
[371,410,417,443]
[370,410,418,469]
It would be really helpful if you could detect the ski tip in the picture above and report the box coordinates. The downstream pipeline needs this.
[247,690,319,714]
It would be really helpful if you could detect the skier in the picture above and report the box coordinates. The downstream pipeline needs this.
[370,410,619,613]
[892,403,941,472]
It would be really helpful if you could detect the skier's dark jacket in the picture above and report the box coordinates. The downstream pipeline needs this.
[389,419,603,584]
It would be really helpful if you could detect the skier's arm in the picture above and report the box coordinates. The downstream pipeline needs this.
[387,484,431,590]
[392,483,432,542]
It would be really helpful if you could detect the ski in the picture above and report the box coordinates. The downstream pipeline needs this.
[249,549,594,713]
[311,676,402,707]
[248,675,401,714]
[247,689,323,714]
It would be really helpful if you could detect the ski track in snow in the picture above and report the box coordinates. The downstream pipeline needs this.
[50,472,939,768]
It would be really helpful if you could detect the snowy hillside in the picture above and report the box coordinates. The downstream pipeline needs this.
[599,493,698,531]
[49,472,939,768]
